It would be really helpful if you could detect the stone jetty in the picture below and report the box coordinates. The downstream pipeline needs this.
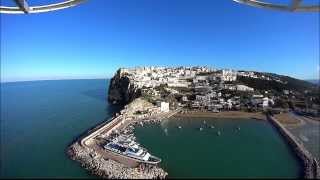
[67,98,179,179]
[67,143,167,179]
[268,115,320,179]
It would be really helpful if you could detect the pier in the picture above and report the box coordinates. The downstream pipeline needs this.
[80,108,181,165]
[267,115,320,179]
[67,99,181,178]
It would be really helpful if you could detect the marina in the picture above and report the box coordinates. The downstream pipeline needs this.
[70,92,317,178]
[134,117,302,178]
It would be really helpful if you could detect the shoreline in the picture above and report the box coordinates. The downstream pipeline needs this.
[173,110,266,120]
[67,98,315,179]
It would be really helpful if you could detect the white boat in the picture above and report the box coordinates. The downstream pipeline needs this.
[212,109,220,113]
[103,138,161,165]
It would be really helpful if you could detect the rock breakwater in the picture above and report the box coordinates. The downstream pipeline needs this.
[67,142,167,179]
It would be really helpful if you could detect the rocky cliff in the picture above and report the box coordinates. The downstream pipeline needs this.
[108,69,141,105]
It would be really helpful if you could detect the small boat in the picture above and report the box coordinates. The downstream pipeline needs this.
[199,127,203,131]
[237,126,241,131]
[212,109,219,113]
[210,125,215,129]
[217,131,221,136]
[178,126,182,129]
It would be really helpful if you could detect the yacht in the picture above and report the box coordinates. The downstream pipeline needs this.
[103,137,161,165]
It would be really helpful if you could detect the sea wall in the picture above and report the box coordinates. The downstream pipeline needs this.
[80,114,124,146]
[67,142,167,179]
[67,98,169,179]
[108,69,141,105]
[267,115,320,179]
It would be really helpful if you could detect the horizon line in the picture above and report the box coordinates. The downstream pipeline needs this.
[1,77,318,84]
[0,77,111,84]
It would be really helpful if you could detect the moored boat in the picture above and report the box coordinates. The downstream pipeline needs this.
[103,137,161,166]
[217,131,221,136]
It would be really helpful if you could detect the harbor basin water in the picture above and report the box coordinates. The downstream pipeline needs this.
[134,117,302,178]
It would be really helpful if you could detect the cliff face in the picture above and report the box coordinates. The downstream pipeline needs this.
[108,69,141,105]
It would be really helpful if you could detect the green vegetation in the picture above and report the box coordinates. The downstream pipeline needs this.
[237,75,316,93]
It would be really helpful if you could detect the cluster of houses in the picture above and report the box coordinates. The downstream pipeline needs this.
[182,86,273,112]
[237,70,284,83]
[119,66,212,88]
[119,66,277,113]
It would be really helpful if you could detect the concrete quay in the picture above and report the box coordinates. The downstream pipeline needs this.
[267,115,320,179]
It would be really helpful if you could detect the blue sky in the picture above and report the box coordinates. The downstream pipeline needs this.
[1,0,319,82]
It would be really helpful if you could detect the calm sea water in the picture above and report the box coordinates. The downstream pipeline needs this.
[0,79,120,178]
[1,79,301,178]
[134,117,302,178]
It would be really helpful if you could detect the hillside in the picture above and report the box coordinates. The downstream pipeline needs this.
[237,71,318,93]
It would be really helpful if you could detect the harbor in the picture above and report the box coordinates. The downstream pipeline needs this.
[67,96,318,178]
[133,116,302,178]
[67,96,320,178]
[67,98,180,178]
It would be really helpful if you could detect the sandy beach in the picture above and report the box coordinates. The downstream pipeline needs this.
[173,110,266,120]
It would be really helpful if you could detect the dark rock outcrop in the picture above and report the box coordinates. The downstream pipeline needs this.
[108,69,141,105]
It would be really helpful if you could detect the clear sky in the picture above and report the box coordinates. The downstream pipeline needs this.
[1,0,319,82]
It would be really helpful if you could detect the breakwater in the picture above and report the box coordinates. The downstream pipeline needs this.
[67,117,168,178]
[67,99,180,178]
[267,115,320,179]
[68,143,167,179]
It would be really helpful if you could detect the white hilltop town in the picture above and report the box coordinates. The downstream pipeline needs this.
[113,66,286,113]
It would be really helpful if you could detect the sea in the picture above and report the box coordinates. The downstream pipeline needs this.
[0,79,301,178]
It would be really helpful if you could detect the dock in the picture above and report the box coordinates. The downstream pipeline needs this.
[268,115,320,179]
[78,108,181,167]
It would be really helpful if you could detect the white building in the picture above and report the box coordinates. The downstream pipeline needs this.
[236,85,254,92]
[160,102,170,112]
[262,97,269,108]
[182,96,188,102]
[167,81,190,88]
[221,69,237,81]
[252,94,263,98]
